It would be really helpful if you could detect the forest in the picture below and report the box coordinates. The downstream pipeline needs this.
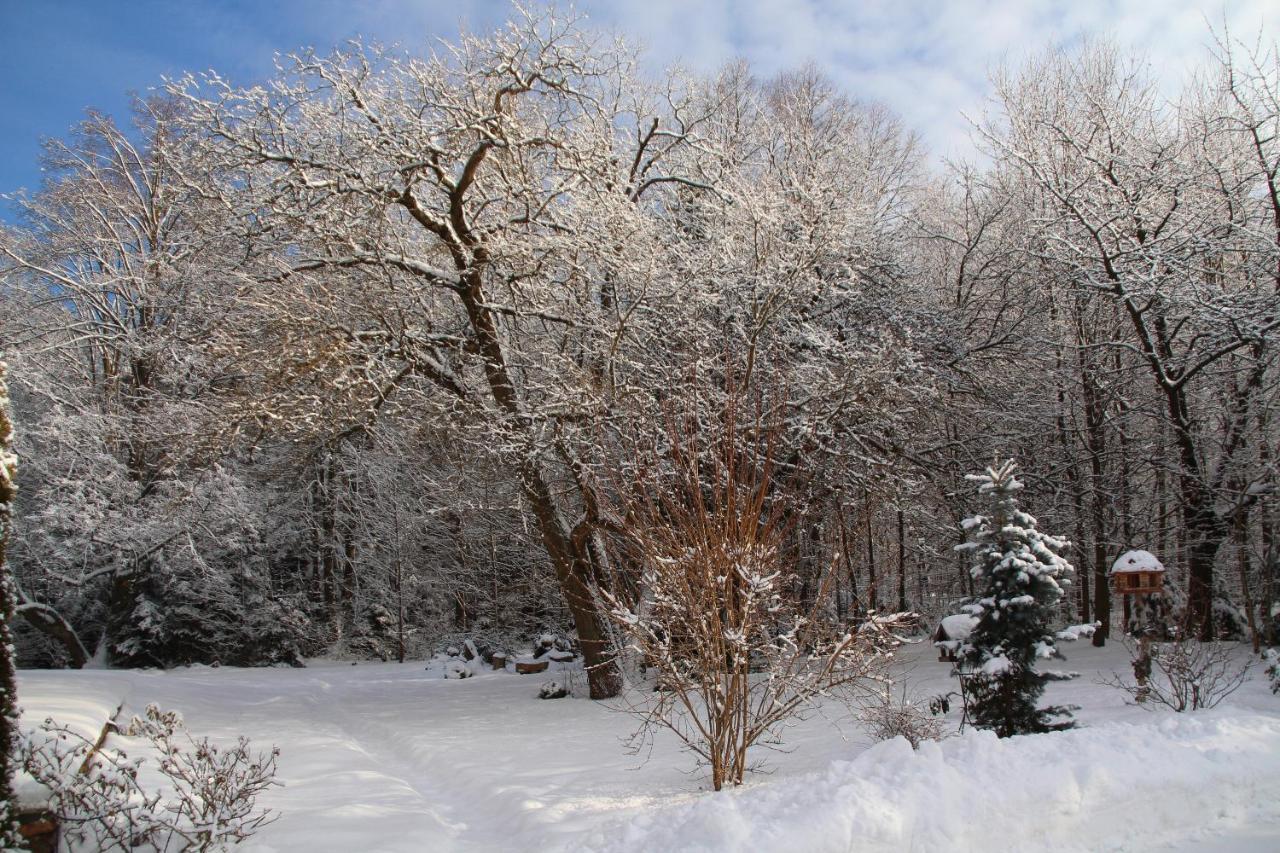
[1,9,1278,695]
[2,6,1280,850]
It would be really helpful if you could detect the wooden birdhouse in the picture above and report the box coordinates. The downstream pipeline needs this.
[1110,550,1165,596]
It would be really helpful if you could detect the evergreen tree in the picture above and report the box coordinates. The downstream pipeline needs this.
[956,460,1074,737]
[0,363,23,846]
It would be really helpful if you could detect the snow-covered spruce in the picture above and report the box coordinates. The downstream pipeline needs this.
[955,460,1074,736]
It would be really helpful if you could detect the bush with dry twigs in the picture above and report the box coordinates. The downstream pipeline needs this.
[1103,634,1252,712]
[22,704,278,851]
[859,685,947,749]
[602,390,911,790]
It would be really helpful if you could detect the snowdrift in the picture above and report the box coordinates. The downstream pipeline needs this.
[588,711,1280,853]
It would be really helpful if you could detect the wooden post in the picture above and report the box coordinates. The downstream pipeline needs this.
[1134,634,1152,703]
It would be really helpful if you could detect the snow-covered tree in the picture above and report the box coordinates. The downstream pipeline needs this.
[956,460,1075,736]
[0,99,306,667]
[161,8,932,693]
[1,4,1273,682]
[0,362,22,846]
[984,41,1280,640]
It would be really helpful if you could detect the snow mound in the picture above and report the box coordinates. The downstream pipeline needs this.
[1111,549,1164,575]
[939,613,978,640]
[585,711,1280,853]
[14,671,132,809]
[1055,622,1100,642]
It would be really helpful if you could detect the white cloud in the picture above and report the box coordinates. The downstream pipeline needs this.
[570,0,1279,163]
[275,0,1280,164]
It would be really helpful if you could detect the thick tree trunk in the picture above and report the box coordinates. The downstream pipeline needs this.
[1091,537,1111,646]
[1167,389,1225,640]
[1183,499,1227,640]
[453,269,623,699]
[518,460,621,699]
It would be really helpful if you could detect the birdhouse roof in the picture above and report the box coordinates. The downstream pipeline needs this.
[1110,549,1165,575]
[940,613,978,639]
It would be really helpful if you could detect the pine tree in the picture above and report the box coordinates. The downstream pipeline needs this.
[956,460,1074,737]
[0,363,23,846]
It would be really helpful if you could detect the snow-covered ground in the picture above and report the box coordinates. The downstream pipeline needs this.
[16,640,1280,852]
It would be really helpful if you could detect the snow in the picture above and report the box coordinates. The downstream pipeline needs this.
[15,641,1280,852]
[1111,550,1165,575]
[1056,623,1100,642]
[12,669,126,809]
[593,713,1280,853]
[980,654,1013,675]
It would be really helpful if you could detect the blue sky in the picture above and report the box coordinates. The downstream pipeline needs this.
[1,0,1276,218]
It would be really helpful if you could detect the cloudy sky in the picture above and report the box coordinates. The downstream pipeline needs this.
[1,0,1276,209]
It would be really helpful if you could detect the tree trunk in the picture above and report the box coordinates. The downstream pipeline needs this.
[16,600,89,669]
[1167,390,1225,640]
[518,460,622,699]
[897,509,908,612]
[839,510,860,617]
[1077,343,1111,646]
[1,364,21,841]
[1236,511,1260,653]
[865,508,878,612]
[450,260,623,698]
[1262,411,1278,645]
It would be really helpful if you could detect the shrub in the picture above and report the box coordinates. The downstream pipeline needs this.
[1105,635,1252,711]
[603,390,909,790]
[22,704,278,851]
[859,687,946,749]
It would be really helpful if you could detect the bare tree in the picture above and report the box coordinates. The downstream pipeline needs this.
[1103,636,1252,711]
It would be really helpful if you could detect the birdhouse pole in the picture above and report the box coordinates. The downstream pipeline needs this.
[1110,550,1168,703]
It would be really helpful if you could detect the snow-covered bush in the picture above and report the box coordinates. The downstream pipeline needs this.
[1209,598,1251,642]
[343,603,399,662]
[604,396,910,789]
[112,582,312,670]
[11,412,315,670]
[22,704,279,851]
[859,687,945,749]
[1265,648,1280,694]
[1055,623,1100,642]
[443,660,473,679]
[954,461,1075,737]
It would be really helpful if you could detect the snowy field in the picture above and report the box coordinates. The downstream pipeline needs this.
[16,640,1280,853]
